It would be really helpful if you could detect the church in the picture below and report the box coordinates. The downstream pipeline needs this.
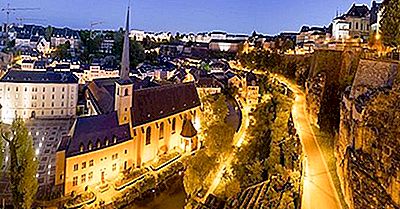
[55,6,201,195]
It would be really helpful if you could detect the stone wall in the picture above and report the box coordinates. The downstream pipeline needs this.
[337,59,400,209]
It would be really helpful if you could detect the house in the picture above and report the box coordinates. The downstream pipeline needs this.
[370,0,383,35]
[51,28,81,49]
[195,76,224,98]
[0,70,79,124]
[21,59,35,70]
[209,39,244,53]
[55,7,201,195]
[332,4,371,40]
[36,37,51,54]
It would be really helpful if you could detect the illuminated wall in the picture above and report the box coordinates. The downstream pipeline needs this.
[0,82,78,124]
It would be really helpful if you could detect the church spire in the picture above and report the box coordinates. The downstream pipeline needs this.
[120,4,131,81]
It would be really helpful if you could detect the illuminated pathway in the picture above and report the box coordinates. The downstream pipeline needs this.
[203,98,250,201]
[272,75,342,209]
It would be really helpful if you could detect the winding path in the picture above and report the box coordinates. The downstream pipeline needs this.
[273,75,342,209]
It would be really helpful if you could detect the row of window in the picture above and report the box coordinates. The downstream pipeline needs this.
[144,111,196,145]
[73,159,94,171]
[349,22,369,31]
[72,171,93,186]
[1,86,71,93]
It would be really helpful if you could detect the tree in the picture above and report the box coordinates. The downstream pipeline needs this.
[53,41,71,59]
[45,26,53,41]
[113,28,145,68]
[183,150,217,195]
[1,118,38,209]
[380,0,400,48]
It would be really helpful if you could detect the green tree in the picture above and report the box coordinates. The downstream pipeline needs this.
[45,26,53,41]
[381,0,400,48]
[113,28,145,68]
[183,150,217,195]
[53,41,71,59]
[1,118,38,209]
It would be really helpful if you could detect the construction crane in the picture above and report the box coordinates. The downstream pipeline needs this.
[90,21,105,39]
[16,17,46,24]
[90,21,105,29]
[1,3,40,45]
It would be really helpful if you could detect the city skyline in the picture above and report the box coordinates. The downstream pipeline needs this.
[2,0,371,34]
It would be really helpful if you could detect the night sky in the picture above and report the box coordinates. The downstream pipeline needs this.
[2,0,371,34]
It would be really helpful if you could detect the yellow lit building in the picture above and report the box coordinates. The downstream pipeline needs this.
[55,7,201,195]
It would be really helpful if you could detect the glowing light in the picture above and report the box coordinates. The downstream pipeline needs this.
[375,33,381,40]
[35,148,40,155]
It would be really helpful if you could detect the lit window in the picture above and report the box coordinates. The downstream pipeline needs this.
[72,176,78,186]
[73,164,78,171]
[88,141,92,150]
[97,140,101,148]
[81,174,86,183]
[146,127,151,145]
[159,122,164,140]
[79,143,84,152]
[112,163,116,171]
[82,162,86,169]
[89,160,94,167]
[172,118,176,133]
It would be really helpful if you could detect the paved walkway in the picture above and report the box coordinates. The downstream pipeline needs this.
[273,75,342,209]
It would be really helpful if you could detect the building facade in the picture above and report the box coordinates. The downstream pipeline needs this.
[0,71,79,124]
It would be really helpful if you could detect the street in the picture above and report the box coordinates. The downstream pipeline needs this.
[202,97,250,202]
[273,75,342,209]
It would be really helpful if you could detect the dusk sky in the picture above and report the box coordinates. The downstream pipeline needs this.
[2,0,371,35]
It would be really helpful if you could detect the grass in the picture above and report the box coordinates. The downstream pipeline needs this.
[311,126,349,209]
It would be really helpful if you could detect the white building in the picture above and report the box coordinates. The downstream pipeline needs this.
[74,64,119,84]
[129,29,145,42]
[0,70,79,124]
[332,19,351,40]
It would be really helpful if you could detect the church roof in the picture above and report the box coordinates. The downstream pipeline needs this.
[87,77,200,126]
[180,119,198,138]
[62,112,131,157]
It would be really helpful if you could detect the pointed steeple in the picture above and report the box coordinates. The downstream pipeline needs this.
[120,4,131,81]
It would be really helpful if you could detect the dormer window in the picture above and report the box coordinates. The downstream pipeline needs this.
[105,138,109,146]
[79,143,84,152]
[113,136,117,144]
[88,141,93,150]
[96,140,101,148]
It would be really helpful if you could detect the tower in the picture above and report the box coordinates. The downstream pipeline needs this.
[115,5,133,125]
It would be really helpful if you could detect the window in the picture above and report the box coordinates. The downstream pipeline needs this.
[43,87,45,92]
[172,118,176,133]
[61,101,64,107]
[159,122,164,140]
[51,110,54,115]
[124,88,129,96]
[89,160,94,167]
[52,87,55,92]
[42,95,45,100]
[79,143,84,152]
[97,140,101,148]
[24,87,27,92]
[62,87,65,92]
[105,139,109,146]
[73,164,78,171]
[355,22,359,30]
[81,174,86,183]
[15,87,18,92]
[112,153,118,160]
[88,141,93,150]
[112,163,117,171]
[52,95,55,100]
[146,127,151,145]
[124,149,128,154]
[73,176,78,186]
[62,94,64,99]
[82,162,86,169]
[88,172,93,181]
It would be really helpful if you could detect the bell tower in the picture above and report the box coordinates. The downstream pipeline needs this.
[115,5,133,125]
